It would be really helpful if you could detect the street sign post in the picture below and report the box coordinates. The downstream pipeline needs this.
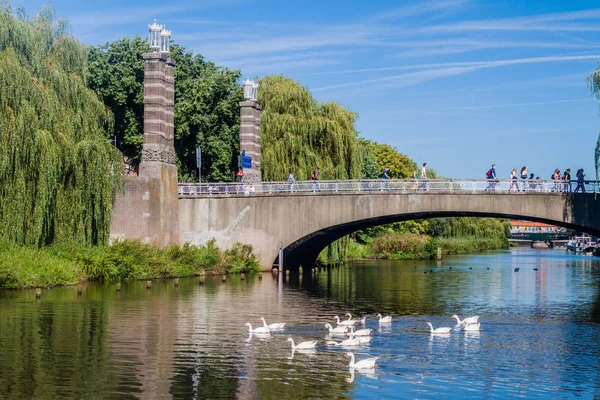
[241,150,252,169]
[196,146,201,182]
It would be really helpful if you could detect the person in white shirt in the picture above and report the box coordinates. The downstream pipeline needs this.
[420,162,428,191]
[287,173,295,192]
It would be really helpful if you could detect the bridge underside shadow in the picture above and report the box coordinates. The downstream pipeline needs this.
[276,210,600,271]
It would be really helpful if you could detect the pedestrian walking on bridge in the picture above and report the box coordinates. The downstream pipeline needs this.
[419,163,428,191]
[380,168,390,191]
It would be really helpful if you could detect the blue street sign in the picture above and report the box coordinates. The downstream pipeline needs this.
[242,155,252,169]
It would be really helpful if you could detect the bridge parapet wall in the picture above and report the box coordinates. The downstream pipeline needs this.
[178,192,599,270]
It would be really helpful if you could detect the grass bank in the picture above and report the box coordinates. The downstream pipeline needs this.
[0,239,261,289]
[371,232,508,260]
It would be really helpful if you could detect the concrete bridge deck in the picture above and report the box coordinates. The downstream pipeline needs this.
[177,180,600,270]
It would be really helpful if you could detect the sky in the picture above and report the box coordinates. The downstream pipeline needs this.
[10,0,600,178]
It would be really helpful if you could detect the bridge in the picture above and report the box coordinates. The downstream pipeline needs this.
[177,179,600,270]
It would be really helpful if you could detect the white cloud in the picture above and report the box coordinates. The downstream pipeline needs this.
[310,55,600,92]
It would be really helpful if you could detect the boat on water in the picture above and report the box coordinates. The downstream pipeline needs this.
[566,236,598,255]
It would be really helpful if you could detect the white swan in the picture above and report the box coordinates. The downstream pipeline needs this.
[287,337,318,350]
[347,326,372,337]
[334,315,357,326]
[261,317,286,331]
[344,352,378,369]
[326,337,361,347]
[325,323,349,334]
[426,322,452,334]
[359,316,367,325]
[377,313,393,324]
[348,332,372,344]
[245,322,270,334]
[464,322,480,331]
[451,315,479,325]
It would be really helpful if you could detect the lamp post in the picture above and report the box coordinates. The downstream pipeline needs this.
[160,26,171,53]
[148,20,161,52]
[243,79,258,101]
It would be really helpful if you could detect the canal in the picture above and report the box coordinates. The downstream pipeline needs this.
[1,248,599,399]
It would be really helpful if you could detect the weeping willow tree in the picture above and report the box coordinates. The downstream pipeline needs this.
[0,3,122,246]
[258,75,361,264]
[258,75,361,181]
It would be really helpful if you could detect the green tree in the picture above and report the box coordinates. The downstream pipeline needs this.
[427,218,450,237]
[372,143,415,178]
[359,139,380,179]
[86,36,148,163]
[170,44,243,182]
[0,4,122,246]
[86,39,243,182]
[258,75,361,180]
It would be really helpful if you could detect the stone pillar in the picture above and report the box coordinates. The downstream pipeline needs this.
[239,100,262,183]
[110,51,179,247]
[139,52,176,175]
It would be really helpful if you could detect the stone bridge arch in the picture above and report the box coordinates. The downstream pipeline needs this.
[178,192,600,271]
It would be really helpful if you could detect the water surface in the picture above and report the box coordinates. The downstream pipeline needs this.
[1,248,599,399]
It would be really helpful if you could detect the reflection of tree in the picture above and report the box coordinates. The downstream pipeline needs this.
[0,292,126,399]
[308,261,458,315]
[254,352,353,400]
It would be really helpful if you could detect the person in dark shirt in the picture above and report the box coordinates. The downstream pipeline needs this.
[574,169,586,193]
[562,168,571,192]
[380,167,390,191]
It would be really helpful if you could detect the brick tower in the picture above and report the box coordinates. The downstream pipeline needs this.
[110,21,179,246]
[239,79,262,183]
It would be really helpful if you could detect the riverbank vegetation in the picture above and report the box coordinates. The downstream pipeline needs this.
[0,239,261,289]
[320,218,511,263]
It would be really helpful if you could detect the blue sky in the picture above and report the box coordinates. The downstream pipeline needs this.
[11,0,600,178]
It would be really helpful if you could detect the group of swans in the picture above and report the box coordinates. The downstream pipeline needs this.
[452,314,480,331]
[334,313,393,327]
[426,314,481,334]
[245,317,286,334]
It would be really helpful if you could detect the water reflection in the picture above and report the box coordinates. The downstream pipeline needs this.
[0,250,599,398]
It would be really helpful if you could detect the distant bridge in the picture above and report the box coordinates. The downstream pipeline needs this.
[177,179,600,270]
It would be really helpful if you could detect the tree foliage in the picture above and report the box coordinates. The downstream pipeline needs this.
[86,39,243,181]
[371,142,415,178]
[170,45,243,182]
[258,75,361,181]
[86,36,148,161]
[359,138,380,179]
[0,4,122,246]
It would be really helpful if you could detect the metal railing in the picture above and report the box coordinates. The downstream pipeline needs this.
[178,179,597,197]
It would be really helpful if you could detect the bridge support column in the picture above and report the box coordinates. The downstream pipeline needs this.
[240,80,262,183]
[110,49,179,247]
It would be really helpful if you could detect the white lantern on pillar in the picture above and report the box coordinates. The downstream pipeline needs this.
[243,79,254,100]
[252,81,259,101]
[243,79,258,101]
[160,26,171,53]
[148,20,162,52]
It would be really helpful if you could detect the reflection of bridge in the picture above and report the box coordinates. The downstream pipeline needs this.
[177,180,600,270]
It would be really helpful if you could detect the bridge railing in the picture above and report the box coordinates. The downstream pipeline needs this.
[178,179,597,196]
